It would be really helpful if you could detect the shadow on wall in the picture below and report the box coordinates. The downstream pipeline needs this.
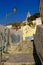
[33,40,42,65]
[11,33,20,43]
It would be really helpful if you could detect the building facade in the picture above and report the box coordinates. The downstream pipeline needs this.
[40,0,43,24]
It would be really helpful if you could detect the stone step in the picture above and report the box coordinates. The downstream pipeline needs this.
[4,62,35,65]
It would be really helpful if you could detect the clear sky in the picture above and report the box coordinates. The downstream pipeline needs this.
[0,0,40,25]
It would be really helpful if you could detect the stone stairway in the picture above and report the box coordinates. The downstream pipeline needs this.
[8,41,33,54]
[3,41,35,65]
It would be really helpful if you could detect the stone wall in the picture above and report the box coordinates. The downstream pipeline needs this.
[0,25,10,51]
[10,29,22,44]
[34,25,43,65]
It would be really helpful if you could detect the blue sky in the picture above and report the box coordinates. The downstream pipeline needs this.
[0,0,40,25]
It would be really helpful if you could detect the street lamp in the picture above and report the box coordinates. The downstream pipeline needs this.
[13,7,16,13]
[6,7,16,15]
[6,7,17,25]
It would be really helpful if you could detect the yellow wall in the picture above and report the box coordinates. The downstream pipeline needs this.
[22,25,35,40]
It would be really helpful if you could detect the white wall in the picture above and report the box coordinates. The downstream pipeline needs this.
[36,17,42,25]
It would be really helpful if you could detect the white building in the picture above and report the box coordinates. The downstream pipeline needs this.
[6,25,12,29]
[36,17,42,25]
